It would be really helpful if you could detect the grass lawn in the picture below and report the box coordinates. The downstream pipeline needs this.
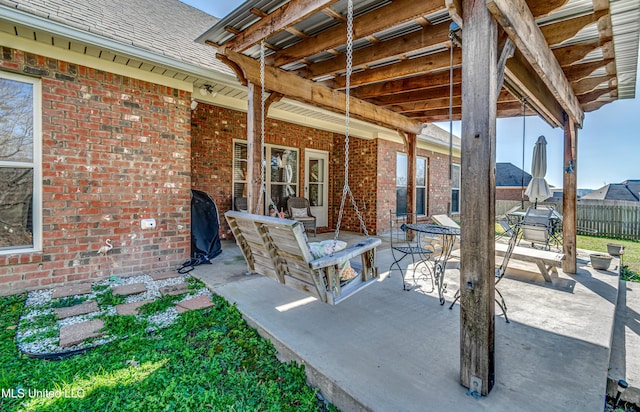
[577,235,640,278]
[0,292,329,412]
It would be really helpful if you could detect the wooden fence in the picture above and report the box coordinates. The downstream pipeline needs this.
[577,204,640,240]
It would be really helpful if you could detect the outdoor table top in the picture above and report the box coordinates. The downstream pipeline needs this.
[402,223,461,236]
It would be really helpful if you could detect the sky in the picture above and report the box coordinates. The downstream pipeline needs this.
[181,0,640,190]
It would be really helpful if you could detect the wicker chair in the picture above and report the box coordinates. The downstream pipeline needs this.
[287,197,316,236]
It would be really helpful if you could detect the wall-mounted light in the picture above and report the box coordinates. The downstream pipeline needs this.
[199,84,217,98]
[190,98,198,110]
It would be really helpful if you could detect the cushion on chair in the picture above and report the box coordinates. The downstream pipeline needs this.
[309,240,357,281]
[291,207,308,218]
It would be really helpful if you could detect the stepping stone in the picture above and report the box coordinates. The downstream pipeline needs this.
[59,319,104,348]
[52,283,92,299]
[151,272,181,281]
[112,283,146,296]
[175,295,214,313]
[54,300,98,320]
[159,282,188,296]
[115,300,153,315]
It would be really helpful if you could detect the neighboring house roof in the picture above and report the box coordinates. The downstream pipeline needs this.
[496,163,532,187]
[580,180,640,201]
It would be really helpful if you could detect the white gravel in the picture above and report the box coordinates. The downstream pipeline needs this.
[16,273,213,356]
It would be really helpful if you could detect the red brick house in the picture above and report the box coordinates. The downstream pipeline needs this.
[0,0,460,295]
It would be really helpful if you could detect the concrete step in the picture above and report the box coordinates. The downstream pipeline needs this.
[607,279,640,406]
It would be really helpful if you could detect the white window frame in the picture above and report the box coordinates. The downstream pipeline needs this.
[396,153,428,216]
[451,163,461,215]
[416,157,428,216]
[0,71,42,254]
[232,140,299,213]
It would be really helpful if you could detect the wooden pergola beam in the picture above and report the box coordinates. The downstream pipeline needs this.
[504,50,564,127]
[270,0,445,67]
[302,23,451,79]
[540,10,608,47]
[352,69,462,99]
[487,0,584,126]
[216,48,424,135]
[224,0,340,52]
[554,40,603,67]
[330,48,462,89]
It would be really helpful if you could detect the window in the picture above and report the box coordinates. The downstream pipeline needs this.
[0,72,41,252]
[395,153,428,216]
[232,141,298,214]
[416,157,428,215]
[395,153,408,215]
[451,163,461,214]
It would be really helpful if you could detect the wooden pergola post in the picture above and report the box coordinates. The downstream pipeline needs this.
[246,82,263,214]
[407,133,417,223]
[562,119,578,273]
[460,0,497,396]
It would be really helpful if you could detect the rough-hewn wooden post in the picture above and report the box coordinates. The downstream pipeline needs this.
[407,133,417,223]
[246,82,263,214]
[460,0,497,396]
[563,118,578,273]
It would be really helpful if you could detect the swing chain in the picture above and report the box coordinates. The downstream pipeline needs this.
[334,0,370,240]
[257,41,266,213]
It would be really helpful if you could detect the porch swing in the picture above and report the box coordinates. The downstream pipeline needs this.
[225,0,381,305]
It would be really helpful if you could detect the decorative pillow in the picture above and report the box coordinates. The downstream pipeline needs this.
[291,207,308,218]
[308,240,357,281]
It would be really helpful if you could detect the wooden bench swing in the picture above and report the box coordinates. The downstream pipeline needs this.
[225,211,380,305]
[226,22,381,305]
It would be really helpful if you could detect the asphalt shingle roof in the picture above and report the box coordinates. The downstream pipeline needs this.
[496,162,532,187]
[2,0,232,75]
[581,180,640,201]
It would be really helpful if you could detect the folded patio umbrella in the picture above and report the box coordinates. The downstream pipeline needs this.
[524,135,552,206]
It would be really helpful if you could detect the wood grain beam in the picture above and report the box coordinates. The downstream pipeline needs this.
[571,75,613,95]
[540,10,607,46]
[553,40,602,67]
[577,88,612,105]
[394,90,512,113]
[447,0,569,27]
[504,50,564,127]
[331,48,462,89]
[224,0,339,52]
[370,84,461,106]
[352,69,462,99]
[216,49,424,135]
[301,22,451,78]
[564,59,614,82]
[270,0,446,67]
[487,0,584,126]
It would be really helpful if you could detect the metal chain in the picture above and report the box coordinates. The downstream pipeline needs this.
[256,41,266,213]
[335,0,370,240]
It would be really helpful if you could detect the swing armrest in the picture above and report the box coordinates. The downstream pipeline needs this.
[309,238,381,269]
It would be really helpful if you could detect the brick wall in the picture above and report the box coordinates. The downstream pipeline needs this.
[0,47,191,296]
[497,187,528,201]
[331,136,378,234]
[376,139,459,233]
[191,103,335,238]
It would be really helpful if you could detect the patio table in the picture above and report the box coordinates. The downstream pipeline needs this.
[401,223,460,305]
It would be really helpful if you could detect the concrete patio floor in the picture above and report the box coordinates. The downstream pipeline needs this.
[191,235,623,411]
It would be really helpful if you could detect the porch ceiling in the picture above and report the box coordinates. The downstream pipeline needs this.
[196,0,640,132]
